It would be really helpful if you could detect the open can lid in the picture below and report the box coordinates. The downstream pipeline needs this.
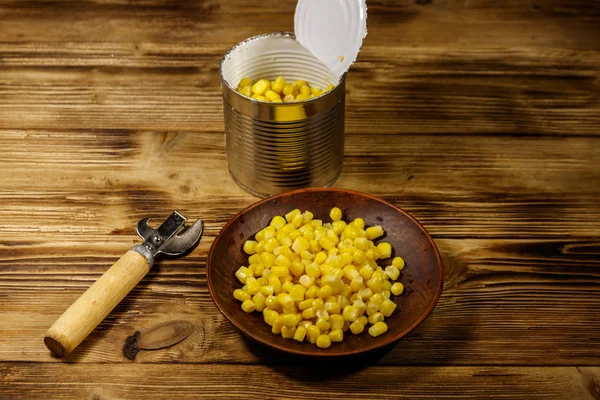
[294,0,368,81]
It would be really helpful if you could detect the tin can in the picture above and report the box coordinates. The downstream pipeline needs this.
[220,32,345,198]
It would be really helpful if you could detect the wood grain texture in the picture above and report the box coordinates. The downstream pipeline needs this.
[0,44,597,134]
[0,0,599,397]
[1,364,599,400]
[1,238,598,365]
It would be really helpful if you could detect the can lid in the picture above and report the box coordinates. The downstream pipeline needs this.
[294,0,367,81]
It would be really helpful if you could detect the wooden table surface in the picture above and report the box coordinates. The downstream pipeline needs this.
[1,0,599,399]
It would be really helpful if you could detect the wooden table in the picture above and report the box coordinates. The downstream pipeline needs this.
[1,1,599,398]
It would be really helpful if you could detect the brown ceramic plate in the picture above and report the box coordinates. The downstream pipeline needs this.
[207,188,444,357]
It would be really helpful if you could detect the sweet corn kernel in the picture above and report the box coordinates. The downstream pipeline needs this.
[383,279,392,291]
[340,284,352,297]
[312,298,325,310]
[354,237,368,250]
[277,293,294,309]
[309,239,322,253]
[380,299,397,317]
[367,274,383,293]
[353,249,366,265]
[287,260,302,277]
[263,309,279,326]
[263,238,279,253]
[294,325,307,342]
[251,79,270,95]
[342,225,360,240]
[342,305,360,322]
[316,334,332,348]
[235,266,252,284]
[282,83,295,97]
[281,313,301,328]
[241,299,255,313]
[365,226,384,240]
[305,263,321,279]
[289,284,306,302]
[260,285,274,297]
[281,325,296,339]
[268,275,282,293]
[349,320,365,335]
[269,215,286,230]
[325,83,335,91]
[359,264,375,280]
[330,221,345,236]
[246,277,260,295]
[329,329,343,342]
[381,290,391,300]
[238,77,253,89]
[291,237,310,254]
[298,320,311,329]
[283,94,295,103]
[265,295,279,310]
[325,300,341,314]
[315,318,331,332]
[271,76,285,94]
[295,93,310,101]
[306,325,321,344]
[339,253,353,267]
[305,285,319,299]
[233,289,251,302]
[311,86,323,96]
[316,308,330,321]
[350,277,365,293]
[377,242,392,259]
[302,307,317,319]
[271,265,290,277]
[365,248,380,261]
[254,263,266,277]
[271,316,284,334]
[318,284,333,299]
[252,292,266,312]
[392,256,406,270]
[353,316,367,328]
[291,213,303,228]
[358,287,373,301]
[368,312,385,325]
[297,274,313,288]
[391,282,405,296]
[368,321,388,337]
[329,207,342,222]
[343,265,360,280]
[239,85,252,97]
[329,314,344,330]
[298,298,314,311]
[281,280,294,293]
[365,301,379,316]
[385,265,400,281]
[264,90,280,102]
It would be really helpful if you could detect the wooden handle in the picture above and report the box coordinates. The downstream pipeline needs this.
[44,250,150,356]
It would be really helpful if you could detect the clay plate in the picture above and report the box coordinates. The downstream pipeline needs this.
[207,188,444,357]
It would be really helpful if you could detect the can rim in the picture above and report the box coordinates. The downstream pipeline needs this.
[219,31,345,106]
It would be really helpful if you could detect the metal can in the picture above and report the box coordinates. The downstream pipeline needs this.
[220,32,345,198]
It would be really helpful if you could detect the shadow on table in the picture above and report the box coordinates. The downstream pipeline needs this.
[243,336,394,380]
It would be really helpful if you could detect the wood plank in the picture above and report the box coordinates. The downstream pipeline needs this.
[0,0,599,50]
[0,131,598,238]
[0,44,597,134]
[1,363,598,399]
[1,237,599,365]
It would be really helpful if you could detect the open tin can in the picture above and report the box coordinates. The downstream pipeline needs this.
[220,32,345,198]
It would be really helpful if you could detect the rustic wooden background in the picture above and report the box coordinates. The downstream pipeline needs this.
[1,0,599,398]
